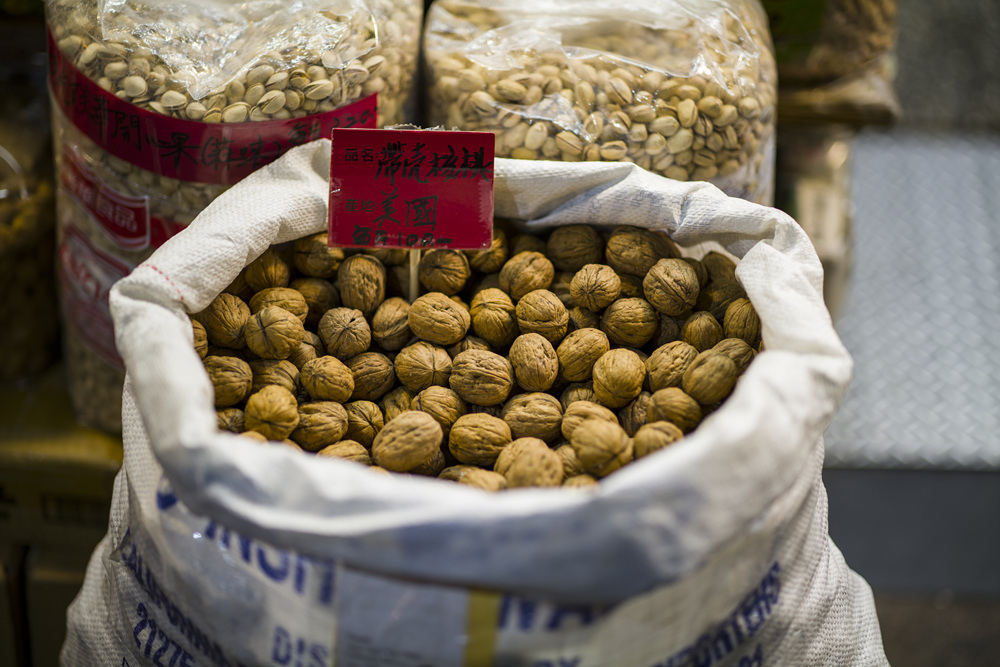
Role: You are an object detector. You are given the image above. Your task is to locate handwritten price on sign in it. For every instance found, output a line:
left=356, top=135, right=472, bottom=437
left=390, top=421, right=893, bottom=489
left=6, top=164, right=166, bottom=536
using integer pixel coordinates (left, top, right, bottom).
left=328, top=128, right=495, bottom=250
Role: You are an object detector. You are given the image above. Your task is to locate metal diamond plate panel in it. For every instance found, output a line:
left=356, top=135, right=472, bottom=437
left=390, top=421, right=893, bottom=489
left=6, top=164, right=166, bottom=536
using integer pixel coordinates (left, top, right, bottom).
left=825, top=129, right=1000, bottom=469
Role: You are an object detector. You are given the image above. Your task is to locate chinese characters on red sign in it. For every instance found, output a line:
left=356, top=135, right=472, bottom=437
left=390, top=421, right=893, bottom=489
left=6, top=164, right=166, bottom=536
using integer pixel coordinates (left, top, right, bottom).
left=328, top=128, right=495, bottom=250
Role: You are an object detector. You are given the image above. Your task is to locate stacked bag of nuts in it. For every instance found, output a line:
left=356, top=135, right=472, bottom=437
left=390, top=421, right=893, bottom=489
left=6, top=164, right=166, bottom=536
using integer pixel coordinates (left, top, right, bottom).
left=424, top=0, right=777, bottom=205
left=192, top=221, right=761, bottom=490
left=45, top=0, right=423, bottom=431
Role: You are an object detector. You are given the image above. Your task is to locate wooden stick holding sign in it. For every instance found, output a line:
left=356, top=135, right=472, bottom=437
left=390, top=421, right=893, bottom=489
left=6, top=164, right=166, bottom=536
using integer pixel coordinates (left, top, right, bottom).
left=327, top=128, right=495, bottom=307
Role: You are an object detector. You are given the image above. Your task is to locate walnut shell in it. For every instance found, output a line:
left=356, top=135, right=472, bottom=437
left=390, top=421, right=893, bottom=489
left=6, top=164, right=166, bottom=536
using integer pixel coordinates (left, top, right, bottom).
left=701, top=251, right=738, bottom=284
left=337, top=254, right=386, bottom=318
left=470, top=288, right=518, bottom=348
left=380, top=386, right=414, bottom=423
left=556, top=328, right=609, bottom=382
left=568, top=306, right=601, bottom=332
left=372, top=411, right=443, bottom=472
left=318, top=307, right=371, bottom=360
left=723, top=298, right=761, bottom=347
left=592, top=348, right=645, bottom=408
left=683, top=257, right=709, bottom=288
left=570, top=418, right=632, bottom=477
left=600, top=298, right=658, bottom=348
left=411, top=386, right=468, bottom=439
left=681, top=311, right=725, bottom=352
left=465, top=229, right=508, bottom=274
left=240, top=430, right=268, bottom=443
left=365, top=247, right=408, bottom=266
left=291, top=401, right=349, bottom=451
left=249, top=287, right=309, bottom=324
left=245, top=306, right=307, bottom=359
left=653, top=314, right=683, bottom=348
left=244, top=385, right=300, bottom=440
left=634, top=421, right=684, bottom=458
left=502, top=439, right=563, bottom=488
left=419, top=249, right=471, bottom=295
left=550, top=272, right=576, bottom=309
left=647, top=341, right=699, bottom=392
left=197, top=293, right=250, bottom=349
left=560, top=382, right=596, bottom=410
left=449, top=350, right=515, bottom=406
left=447, top=336, right=492, bottom=359
left=409, top=292, right=471, bottom=346
left=556, top=443, right=587, bottom=478
left=346, top=352, right=396, bottom=401
left=494, top=437, right=548, bottom=476
left=343, top=400, right=384, bottom=448
left=249, top=359, right=299, bottom=395
left=696, top=279, right=747, bottom=321
left=605, top=226, right=670, bottom=277
left=510, top=234, right=547, bottom=256
left=223, top=269, right=253, bottom=302
left=616, top=272, right=645, bottom=299
left=515, top=289, right=568, bottom=345
left=293, top=232, right=345, bottom=278
left=192, top=319, right=208, bottom=358
left=499, top=251, right=554, bottom=300
left=448, top=413, right=512, bottom=467
left=647, top=387, right=703, bottom=433
left=620, top=391, right=651, bottom=437
left=245, top=248, right=291, bottom=291
left=371, top=297, right=412, bottom=351
left=643, top=258, right=700, bottom=317
left=290, top=277, right=340, bottom=327
left=300, top=356, right=354, bottom=402
left=412, top=449, right=450, bottom=477
left=204, top=355, right=253, bottom=408
left=216, top=408, right=245, bottom=433
left=560, top=400, right=619, bottom=441
left=546, top=225, right=604, bottom=272
left=394, top=341, right=452, bottom=392
left=570, top=264, right=621, bottom=312
left=438, top=465, right=507, bottom=491
left=563, top=474, right=599, bottom=488
left=682, top=351, right=738, bottom=405
left=509, top=333, right=559, bottom=392
left=712, top=338, right=756, bottom=373
left=317, top=440, right=372, bottom=464
left=501, top=392, right=563, bottom=442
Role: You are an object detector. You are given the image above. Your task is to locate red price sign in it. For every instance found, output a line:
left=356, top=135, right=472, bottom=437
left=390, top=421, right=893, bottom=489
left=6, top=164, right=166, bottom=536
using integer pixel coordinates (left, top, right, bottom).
left=328, top=128, right=494, bottom=250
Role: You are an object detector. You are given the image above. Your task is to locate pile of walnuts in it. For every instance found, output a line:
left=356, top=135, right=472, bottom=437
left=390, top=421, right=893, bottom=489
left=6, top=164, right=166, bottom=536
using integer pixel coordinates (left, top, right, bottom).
left=192, top=223, right=762, bottom=491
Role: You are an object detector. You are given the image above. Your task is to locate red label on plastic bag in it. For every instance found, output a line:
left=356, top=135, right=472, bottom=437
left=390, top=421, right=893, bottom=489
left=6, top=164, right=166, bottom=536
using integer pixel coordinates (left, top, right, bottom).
left=328, top=128, right=494, bottom=249
left=58, top=224, right=131, bottom=368
left=47, top=30, right=377, bottom=186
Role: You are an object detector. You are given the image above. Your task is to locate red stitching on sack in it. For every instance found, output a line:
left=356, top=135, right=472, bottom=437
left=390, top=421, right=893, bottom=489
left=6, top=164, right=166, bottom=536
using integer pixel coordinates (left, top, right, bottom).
left=146, top=264, right=185, bottom=303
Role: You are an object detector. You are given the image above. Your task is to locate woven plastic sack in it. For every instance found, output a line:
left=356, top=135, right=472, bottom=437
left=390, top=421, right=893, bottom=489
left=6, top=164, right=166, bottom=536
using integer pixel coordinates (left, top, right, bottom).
left=62, top=142, right=886, bottom=666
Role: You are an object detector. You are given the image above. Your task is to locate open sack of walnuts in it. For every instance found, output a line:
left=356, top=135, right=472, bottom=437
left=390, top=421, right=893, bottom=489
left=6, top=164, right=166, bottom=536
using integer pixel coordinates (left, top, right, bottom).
left=63, top=144, right=887, bottom=666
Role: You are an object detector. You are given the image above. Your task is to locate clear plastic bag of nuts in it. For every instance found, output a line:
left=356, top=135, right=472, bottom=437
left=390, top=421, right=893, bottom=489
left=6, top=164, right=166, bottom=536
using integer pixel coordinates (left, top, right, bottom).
left=423, top=0, right=777, bottom=205
left=45, top=0, right=423, bottom=432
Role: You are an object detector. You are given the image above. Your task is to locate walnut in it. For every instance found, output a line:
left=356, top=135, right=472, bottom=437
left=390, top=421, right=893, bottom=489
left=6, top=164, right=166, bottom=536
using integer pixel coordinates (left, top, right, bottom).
left=499, top=251, right=554, bottom=300
left=318, top=307, right=371, bottom=360
left=245, top=306, right=306, bottom=359
left=204, top=355, right=253, bottom=408
left=244, top=385, right=300, bottom=440
left=192, top=319, right=208, bottom=358
left=409, top=449, right=450, bottom=477
left=712, top=338, right=756, bottom=373
left=560, top=400, right=618, bottom=440
left=393, top=341, right=452, bottom=392
left=494, top=437, right=546, bottom=476
left=371, top=297, right=411, bottom=351
left=616, top=272, right=645, bottom=299
left=515, top=289, right=568, bottom=344
left=249, top=287, right=309, bottom=324
left=634, top=421, right=684, bottom=459
left=568, top=306, right=601, bottom=332
left=723, top=298, right=761, bottom=347
left=380, top=386, right=414, bottom=423
left=681, top=311, right=724, bottom=352
left=465, top=229, right=508, bottom=273
left=293, top=232, right=345, bottom=278
left=701, top=251, right=737, bottom=284
left=550, top=272, right=576, bottom=309
left=449, top=350, right=514, bottom=406
left=563, top=475, right=598, bottom=488
left=299, top=356, right=354, bottom=402
left=682, top=351, right=738, bottom=405
left=346, top=352, right=396, bottom=401
left=337, top=254, right=386, bottom=318
left=556, top=328, right=608, bottom=382
left=344, top=400, right=384, bottom=448
left=510, top=234, right=547, bottom=256
left=438, top=465, right=507, bottom=491
left=408, top=292, right=471, bottom=346
left=245, top=248, right=291, bottom=291
left=647, top=341, right=699, bottom=391
left=600, top=298, right=658, bottom=348
left=287, top=335, right=321, bottom=370
left=499, top=438, right=563, bottom=488
left=317, top=440, right=372, bottom=465
left=197, top=293, right=250, bottom=349
left=216, top=408, right=244, bottom=433
left=223, top=269, right=254, bottom=302
left=653, top=314, right=683, bottom=348
left=291, top=401, right=349, bottom=451
left=501, top=392, right=563, bottom=442
left=570, top=264, right=620, bottom=312
left=419, top=249, right=471, bottom=295
left=619, top=391, right=651, bottom=437
left=696, top=279, right=747, bottom=321
left=447, top=336, right=491, bottom=359
left=509, top=333, right=558, bottom=392
left=371, top=411, right=443, bottom=472
left=647, top=387, right=703, bottom=433
left=470, top=288, right=518, bottom=348
left=546, top=225, right=604, bottom=272
left=570, top=419, right=632, bottom=477
left=605, top=226, right=671, bottom=277
left=240, top=430, right=268, bottom=443
left=365, top=247, right=408, bottom=266
left=290, top=278, right=340, bottom=327
left=556, top=443, right=586, bottom=478
left=471, top=272, right=502, bottom=297
left=411, top=386, right=468, bottom=438
left=644, top=258, right=700, bottom=317
left=468, top=403, right=503, bottom=418
left=560, top=382, right=595, bottom=409
left=592, top=348, right=645, bottom=408
left=249, top=359, right=299, bottom=394
left=683, top=257, right=709, bottom=288
left=448, top=413, right=512, bottom=467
